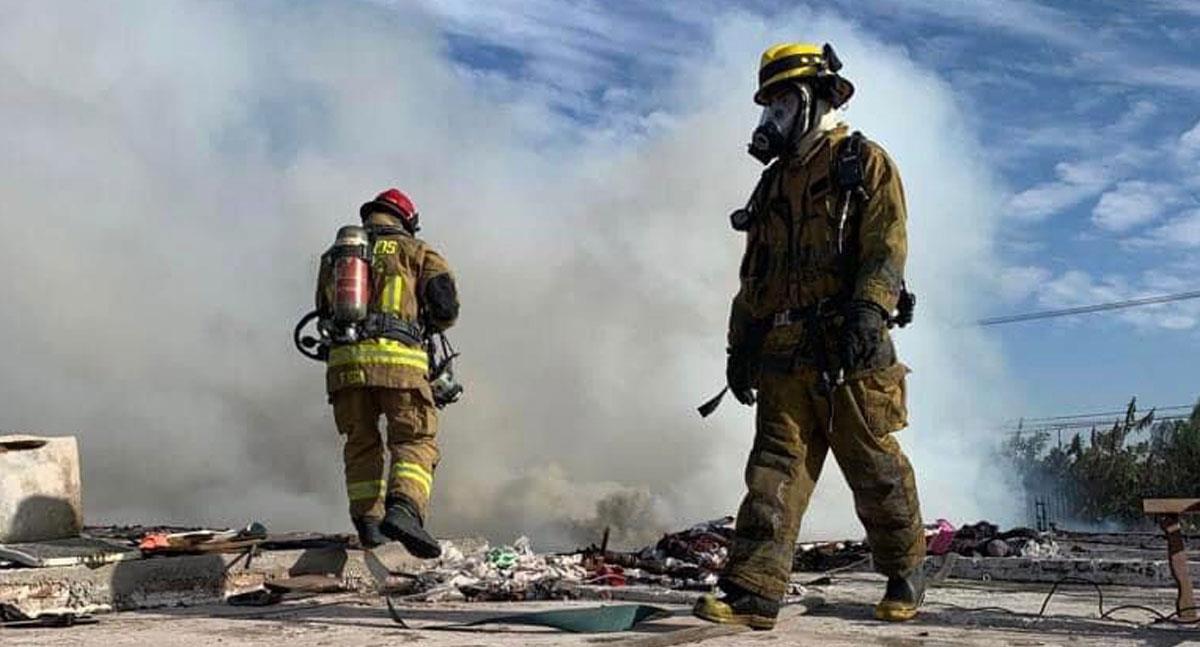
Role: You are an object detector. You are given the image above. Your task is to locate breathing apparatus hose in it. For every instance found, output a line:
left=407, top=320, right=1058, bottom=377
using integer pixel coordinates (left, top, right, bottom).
left=293, top=310, right=327, bottom=362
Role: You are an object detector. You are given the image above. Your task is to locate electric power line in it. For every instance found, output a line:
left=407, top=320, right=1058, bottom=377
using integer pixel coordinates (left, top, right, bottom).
left=977, top=289, right=1200, bottom=326
left=995, top=404, right=1198, bottom=436
left=1004, top=414, right=1194, bottom=435
left=1015, top=405, right=1195, bottom=424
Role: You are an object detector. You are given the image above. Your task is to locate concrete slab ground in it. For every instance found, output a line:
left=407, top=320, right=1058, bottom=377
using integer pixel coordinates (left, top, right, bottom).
left=6, top=573, right=1200, bottom=646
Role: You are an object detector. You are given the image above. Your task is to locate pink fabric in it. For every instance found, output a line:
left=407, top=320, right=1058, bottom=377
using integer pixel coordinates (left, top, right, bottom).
left=925, top=518, right=957, bottom=555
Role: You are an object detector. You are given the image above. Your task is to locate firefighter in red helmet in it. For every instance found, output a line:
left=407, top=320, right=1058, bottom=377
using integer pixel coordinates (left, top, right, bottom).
left=314, top=188, right=459, bottom=555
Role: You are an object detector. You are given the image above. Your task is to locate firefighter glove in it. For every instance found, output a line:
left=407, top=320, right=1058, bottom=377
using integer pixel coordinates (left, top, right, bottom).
left=841, top=300, right=887, bottom=373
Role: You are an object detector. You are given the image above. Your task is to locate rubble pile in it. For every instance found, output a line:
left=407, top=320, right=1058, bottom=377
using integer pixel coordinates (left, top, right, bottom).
left=389, top=517, right=737, bottom=602
left=384, top=517, right=1063, bottom=602
left=793, top=539, right=871, bottom=572
left=790, top=519, right=1059, bottom=573
left=580, top=516, right=733, bottom=589
left=942, top=521, right=1059, bottom=559
left=391, top=537, right=589, bottom=602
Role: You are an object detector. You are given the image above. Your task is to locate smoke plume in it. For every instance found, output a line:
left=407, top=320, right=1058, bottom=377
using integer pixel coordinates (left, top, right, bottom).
left=0, top=2, right=1016, bottom=548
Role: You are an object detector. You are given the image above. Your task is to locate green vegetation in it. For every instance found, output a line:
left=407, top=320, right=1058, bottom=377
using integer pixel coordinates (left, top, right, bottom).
left=1003, top=398, right=1200, bottom=528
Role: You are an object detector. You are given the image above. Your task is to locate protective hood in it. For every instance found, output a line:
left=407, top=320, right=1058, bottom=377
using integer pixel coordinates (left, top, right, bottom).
left=794, top=101, right=846, bottom=162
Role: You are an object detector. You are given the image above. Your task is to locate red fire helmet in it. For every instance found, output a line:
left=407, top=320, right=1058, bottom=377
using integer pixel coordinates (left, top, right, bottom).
left=360, top=188, right=419, bottom=231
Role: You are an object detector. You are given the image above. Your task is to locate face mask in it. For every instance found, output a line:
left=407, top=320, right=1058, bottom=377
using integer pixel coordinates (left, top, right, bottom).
left=748, top=84, right=812, bottom=164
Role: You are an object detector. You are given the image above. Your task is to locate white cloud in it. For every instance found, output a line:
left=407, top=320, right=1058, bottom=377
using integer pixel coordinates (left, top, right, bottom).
left=1005, top=121, right=1161, bottom=222
left=853, top=0, right=1200, bottom=93
left=849, top=0, right=1087, bottom=50
left=1056, top=160, right=1113, bottom=186
left=1133, top=209, right=1200, bottom=248
left=1151, top=0, right=1200, bottom=16
left=998, top=265, right=1053, bottom=301
left=1181, top=120, right=1200, bottom=160
left=410, top=0, right=703, bottom=119
left=1109, top=100, right=1161, bottom=137
left=1092, top=180, right=1183, bottom=232
left=1038, top=270, right=1127, bottom=309
left=1032, top=269, right=1200, bottom=331
left=1007, top=160, right=1112, bottom=220
left=1008, top=181, right=1098, bottom=221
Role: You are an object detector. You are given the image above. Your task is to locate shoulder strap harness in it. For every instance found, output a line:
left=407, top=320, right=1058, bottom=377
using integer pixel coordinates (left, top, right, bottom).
left=832, top=131, right=915, bottom=328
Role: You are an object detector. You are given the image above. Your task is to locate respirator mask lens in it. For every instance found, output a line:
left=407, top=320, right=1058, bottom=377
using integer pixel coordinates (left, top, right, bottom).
left=748, top=87, right=806, bottom=164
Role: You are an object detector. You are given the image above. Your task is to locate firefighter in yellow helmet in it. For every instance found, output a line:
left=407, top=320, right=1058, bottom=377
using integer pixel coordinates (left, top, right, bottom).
left=693, top=43, right=925, bottom=628
left=314, top=188, right=459, bottom=556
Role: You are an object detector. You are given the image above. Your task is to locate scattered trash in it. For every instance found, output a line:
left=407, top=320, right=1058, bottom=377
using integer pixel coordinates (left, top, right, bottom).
left=574, top=517, right=733, bottom=589
left=390, top=537, right=588, bottom=602
left=652, top=517, right=734, bottom=573
left=984, top=538, right=1010, bottom=557
left=138, top=522, right=268, bottom=555
left=485, top=545, right=519, bottom=570
left=0, top=536, right=140, bottom=568
left=588, top=564, right=627, bottom=587
left=948, top=521, right=1057, bottom=558
left=226, top=588, right=284, bottom=607
left=793, top=540, right=871, bottom=572
left=1020, top=538, right=1060, bottom=558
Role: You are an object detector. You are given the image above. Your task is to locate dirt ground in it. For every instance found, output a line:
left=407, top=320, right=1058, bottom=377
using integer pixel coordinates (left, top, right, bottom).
left=5, top=573, right=1200, bottom=646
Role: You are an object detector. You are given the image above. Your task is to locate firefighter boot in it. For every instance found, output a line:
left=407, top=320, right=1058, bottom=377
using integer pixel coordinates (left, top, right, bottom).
left=875, top=568, right=925, bottom=622
left=380, top=496, right=442, bottom=559
left=352, top=517, right=388, bottom=549
left=692, top=581, right=780, bottom=630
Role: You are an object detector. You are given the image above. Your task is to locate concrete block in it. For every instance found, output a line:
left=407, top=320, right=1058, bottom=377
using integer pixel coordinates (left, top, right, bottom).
left=0, top=536, right=485, bottom=618
left=0, top=435, right=83, bottom=542
left=0, top=546, right=401, bottom=618
left=928, top=553, right=1190, bottom=587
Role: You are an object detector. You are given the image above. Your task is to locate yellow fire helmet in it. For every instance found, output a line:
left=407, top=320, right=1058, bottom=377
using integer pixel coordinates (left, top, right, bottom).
left=755, top=42, right=854, bottom=107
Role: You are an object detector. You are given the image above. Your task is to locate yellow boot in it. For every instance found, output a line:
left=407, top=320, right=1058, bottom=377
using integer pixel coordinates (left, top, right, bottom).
left=874, top=570, right=925, bottom=622
left=692, top=584, right=780, bottom=630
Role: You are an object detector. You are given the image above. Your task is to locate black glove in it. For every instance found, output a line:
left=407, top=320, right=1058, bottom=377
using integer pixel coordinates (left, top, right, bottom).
left=840, top=300, right=888, bottom=373
left=726, top=347, right=757, bottom=406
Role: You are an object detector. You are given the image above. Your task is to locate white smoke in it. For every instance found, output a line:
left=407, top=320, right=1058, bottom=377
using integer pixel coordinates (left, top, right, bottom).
left=0, top=2, right=1017, bottom=548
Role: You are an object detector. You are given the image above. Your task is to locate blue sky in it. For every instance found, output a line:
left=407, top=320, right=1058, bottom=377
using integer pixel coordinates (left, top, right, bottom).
left=414, top=0, right=1200, bottom=420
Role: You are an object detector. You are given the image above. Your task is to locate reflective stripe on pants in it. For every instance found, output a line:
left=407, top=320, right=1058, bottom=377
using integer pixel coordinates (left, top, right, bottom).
left=392, top=461, right=433, bottom=497
left=346, top=479, right=386, bottom=502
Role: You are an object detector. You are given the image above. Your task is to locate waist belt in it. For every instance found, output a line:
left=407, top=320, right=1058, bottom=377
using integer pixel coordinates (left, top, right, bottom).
left=761, top=299, right=843, bottom=376
left=364, top=313, right=424, bottom=346
left=771, top=307, right=812, bottom=328
left=770, top=299, right=843, bottom=328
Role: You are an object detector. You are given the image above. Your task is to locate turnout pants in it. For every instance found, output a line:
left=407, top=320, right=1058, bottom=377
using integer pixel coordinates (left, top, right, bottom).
left=331, top=386, right=439, bottom=521
left=723, top=363, right=925, bottom=600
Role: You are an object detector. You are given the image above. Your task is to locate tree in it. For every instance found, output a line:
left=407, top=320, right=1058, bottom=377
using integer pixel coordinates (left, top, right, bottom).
left=1002, top=396, right=1200, bottom=528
